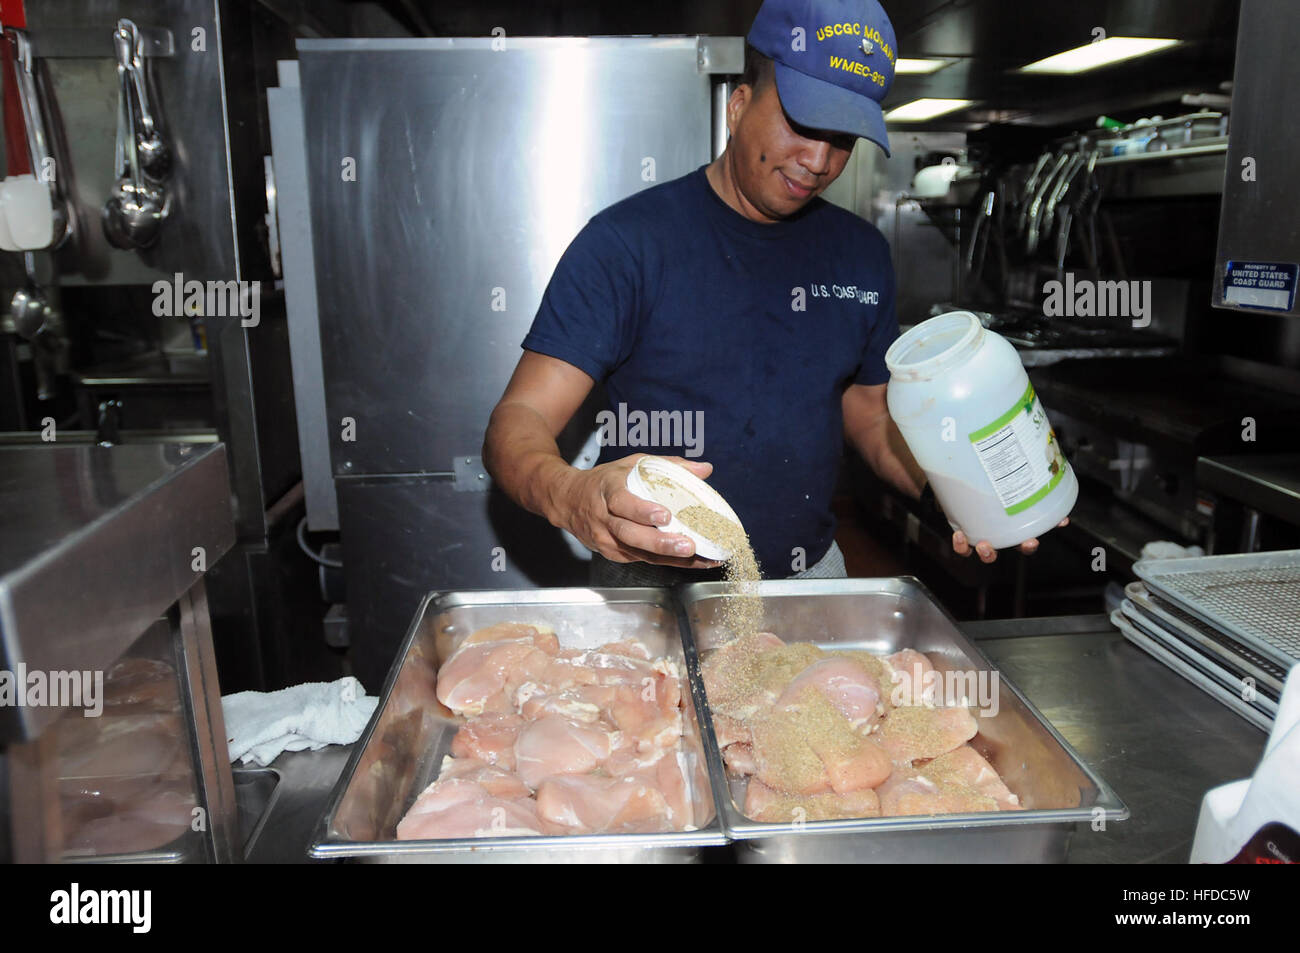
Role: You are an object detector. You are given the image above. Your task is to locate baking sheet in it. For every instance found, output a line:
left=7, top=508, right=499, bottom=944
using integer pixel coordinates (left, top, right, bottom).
left=1124, top=582, right=1286, bottom=696
left=1134, top=550, right=1300, bottom=669
left=1119, top=601, right=1279, bottom=716
left=1111, top=610, right=1273, bottom=732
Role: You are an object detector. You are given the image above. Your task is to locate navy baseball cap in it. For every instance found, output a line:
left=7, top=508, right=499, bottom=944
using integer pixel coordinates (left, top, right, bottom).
left=747, top=0, right=897, bottom=156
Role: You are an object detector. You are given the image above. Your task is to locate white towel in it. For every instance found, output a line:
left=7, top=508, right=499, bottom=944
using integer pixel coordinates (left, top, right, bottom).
left=1191, top=663, right=1300, bottom=863
left=223, top=676, right=378, bottom=766
left=1139, top=540, right=1205, bottom=560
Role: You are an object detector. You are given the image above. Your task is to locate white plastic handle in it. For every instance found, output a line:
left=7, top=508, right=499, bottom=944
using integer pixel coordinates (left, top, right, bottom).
left=2, top=174, right=54, bottom=249
left=0, top=179, right=18, bottom=251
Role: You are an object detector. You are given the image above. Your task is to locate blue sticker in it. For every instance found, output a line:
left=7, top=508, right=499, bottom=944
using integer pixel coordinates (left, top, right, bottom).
left=1223, top=261, right=1298, bottom=312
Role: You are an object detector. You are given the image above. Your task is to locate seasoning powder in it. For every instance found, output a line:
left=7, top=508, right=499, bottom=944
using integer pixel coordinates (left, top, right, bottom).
left=677, top=504, right=763, bottom=641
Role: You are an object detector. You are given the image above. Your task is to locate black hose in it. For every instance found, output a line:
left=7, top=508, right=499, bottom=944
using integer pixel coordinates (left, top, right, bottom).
left=296, top=514, right=343, bottom=569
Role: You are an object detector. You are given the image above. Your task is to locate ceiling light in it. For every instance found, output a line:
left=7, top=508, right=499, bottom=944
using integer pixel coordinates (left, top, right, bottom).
left=895, top=58, right=953, bottom=74
left=1018, top=37, right=1180, bottom=74
left=884, top=98, right=975, bottom=121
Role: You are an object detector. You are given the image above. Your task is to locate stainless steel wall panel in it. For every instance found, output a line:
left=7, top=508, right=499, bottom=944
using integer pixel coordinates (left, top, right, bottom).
left=267, top=61, right=337, bottom=530
left=334, top=477, right=589, bottom=691
left=1214, top=0, right=1300, bottom=317
left=296, top=37, right=716, bottom=475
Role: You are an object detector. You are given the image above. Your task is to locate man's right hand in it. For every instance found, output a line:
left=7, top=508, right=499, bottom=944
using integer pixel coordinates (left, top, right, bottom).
left=555, top=454, right=722, bottom=569
left=484, top=353, right=721, bottom=569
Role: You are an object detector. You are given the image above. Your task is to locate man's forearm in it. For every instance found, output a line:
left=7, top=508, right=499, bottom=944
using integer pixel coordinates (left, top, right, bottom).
left=482, top=402, right=578, bottom=527
left=850, top=417, right=927, bottom=500
left=869, top=439, right=925, bottom=499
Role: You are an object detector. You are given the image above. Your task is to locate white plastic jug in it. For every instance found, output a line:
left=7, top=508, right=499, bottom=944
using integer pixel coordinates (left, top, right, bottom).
left=885, top=310, right=1078, bottom=549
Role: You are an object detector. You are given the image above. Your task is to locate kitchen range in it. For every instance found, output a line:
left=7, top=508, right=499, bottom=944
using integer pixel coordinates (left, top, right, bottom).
left=0, top=0, right=1296, bottom=882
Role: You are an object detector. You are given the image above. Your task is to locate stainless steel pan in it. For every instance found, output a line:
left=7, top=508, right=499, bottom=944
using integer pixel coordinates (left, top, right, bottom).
left=310, top=588, right=725, bottom=863
left=678, top=578, right=1128, bottom=864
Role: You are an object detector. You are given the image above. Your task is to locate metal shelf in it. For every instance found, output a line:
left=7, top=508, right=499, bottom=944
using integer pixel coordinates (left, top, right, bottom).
left=22, top=25, right=174, bottom=58
left=1095, top=140, right=1228, bottom=166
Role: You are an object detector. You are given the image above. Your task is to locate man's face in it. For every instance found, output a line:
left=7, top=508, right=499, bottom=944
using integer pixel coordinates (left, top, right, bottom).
left=726, top=76, right=856, bottom=223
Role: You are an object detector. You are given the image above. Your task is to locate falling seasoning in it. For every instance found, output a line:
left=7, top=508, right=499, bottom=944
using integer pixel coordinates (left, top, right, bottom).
left=677, top=504, right=763, bottom=641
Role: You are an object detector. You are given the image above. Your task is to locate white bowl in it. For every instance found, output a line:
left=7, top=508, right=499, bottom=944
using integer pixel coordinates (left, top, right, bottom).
left=624, top=456, right=744, bottom=562
left=911, top=160, right=971, bottom=199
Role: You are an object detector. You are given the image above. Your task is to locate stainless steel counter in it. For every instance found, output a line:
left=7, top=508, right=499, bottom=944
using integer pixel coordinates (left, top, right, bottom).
left=0, top=442, right=235, bottom=741
left=1197, top=454, right=1300, bottom=528
left=967, top=614, right=1268, bottom=864
left=244, top=746, right=355, bottom=864
left=246, top=613, right=1269, bottom=864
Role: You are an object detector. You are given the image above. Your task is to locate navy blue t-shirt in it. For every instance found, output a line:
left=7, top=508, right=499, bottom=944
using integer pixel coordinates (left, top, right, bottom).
left=522, top=165, right=898, bottom=578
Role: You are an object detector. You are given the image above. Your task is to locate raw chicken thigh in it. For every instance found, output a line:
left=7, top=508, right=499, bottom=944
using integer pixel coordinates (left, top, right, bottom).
left=434, top=623, right=559, bottom=716
left=396, top=757, right=545, bottom=840
left=875, top=745, right=1021, bottom=816
left=450, top=712, right=524, bottom=770
left=398, top=623, right=698, bottom=840
left=701, top=632, right=1021, bottom=823
left=514, top=715, right=619, bottom=789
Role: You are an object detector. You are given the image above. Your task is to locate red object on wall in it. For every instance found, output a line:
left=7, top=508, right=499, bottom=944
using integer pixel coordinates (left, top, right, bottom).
left=1, top=29, right=31, bottom=175
left=0, top=1, right=28, bottom=30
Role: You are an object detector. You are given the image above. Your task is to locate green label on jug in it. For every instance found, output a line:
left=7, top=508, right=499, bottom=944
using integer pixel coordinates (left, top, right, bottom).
left=968, top=383, right=1067, bottom=515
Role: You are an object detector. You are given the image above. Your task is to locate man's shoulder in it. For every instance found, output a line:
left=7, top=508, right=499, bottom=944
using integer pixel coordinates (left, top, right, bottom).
left=588, top=169, right=702, bottom=236
left=805, top=197, right=890, bottom=256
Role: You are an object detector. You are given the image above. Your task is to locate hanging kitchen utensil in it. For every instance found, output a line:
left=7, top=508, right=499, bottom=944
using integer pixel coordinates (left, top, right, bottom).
left=1020, top=152, right=1068, bottom=244
left=986, top=175, right=1011, bottom=300
left=30, top=316, right=65, bottom=401
left=8, top=250, right=48, bottom=338
left=101, top=42, right=134, bottom=250
left=1015, top=151, right=1055, bottom=236
left=102, top=22, right=165, bottom=249
left=1025, top=152, right=1073, bottom=255
left=964, top=188, right=996, bottom=289
left=1076, top=156, right=1104, bottom=271
left=122, top=18, right=170, bottom=182
left=1054, top=148, right=1099, bottom=276
left=0, top=26, right=28, bottom=250
left=1052, top=207, right=1072, bottom=276
left=5, top=247, right=64, bottom=401
left=1043, top=153, right=1084, bottom=227
left=1030, top=148, right=1086, bottom=258
left=1011, top=152, right=1049, bottom=226
left=4, top=28, right=65, bottom=249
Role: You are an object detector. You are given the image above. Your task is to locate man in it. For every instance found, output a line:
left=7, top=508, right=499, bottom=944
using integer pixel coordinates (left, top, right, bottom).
left=484, top=0, right=1056, bottom=585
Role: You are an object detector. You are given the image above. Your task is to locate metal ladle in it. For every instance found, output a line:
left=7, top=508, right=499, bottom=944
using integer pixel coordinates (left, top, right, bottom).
left=101, top=46, right=135, bottom=250
left=10, top=29, right=71, bottom=249
left=8, top=252, right=48, bottom=339
left=124, top=20, right=171, bottom=181
left=102, top=26, right=164, bottom=249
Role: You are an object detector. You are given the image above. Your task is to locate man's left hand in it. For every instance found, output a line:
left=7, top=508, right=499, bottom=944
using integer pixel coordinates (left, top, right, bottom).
left=952, top=518, right=1070, bottom=564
